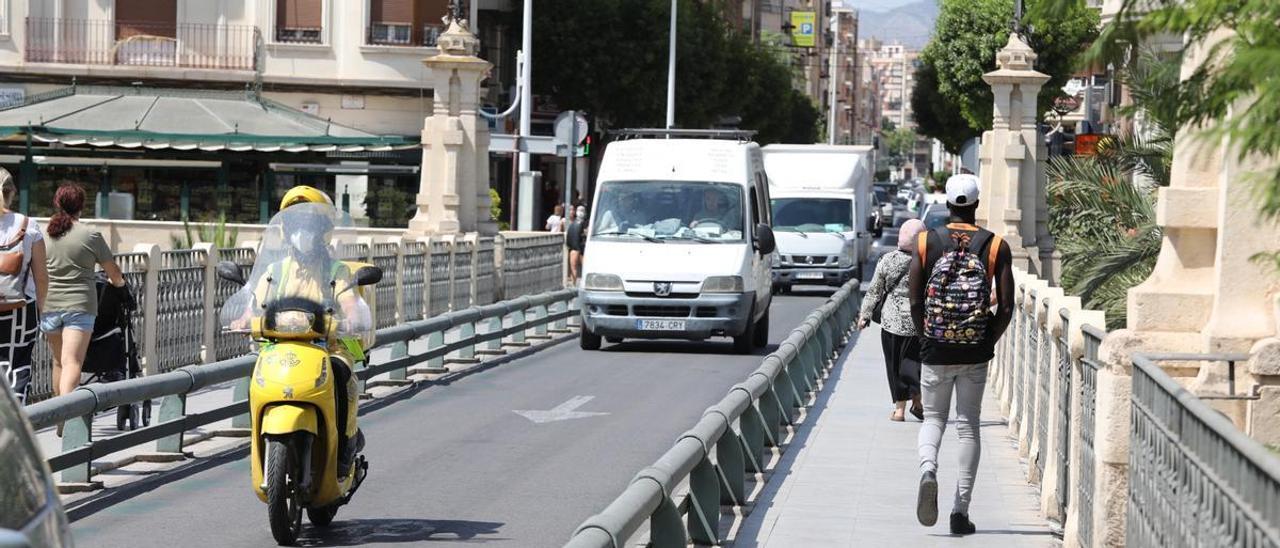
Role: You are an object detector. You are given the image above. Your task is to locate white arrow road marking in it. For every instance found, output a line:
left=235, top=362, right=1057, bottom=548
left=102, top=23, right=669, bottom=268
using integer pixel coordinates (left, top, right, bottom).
left=514, top=395, right=610, bottom=424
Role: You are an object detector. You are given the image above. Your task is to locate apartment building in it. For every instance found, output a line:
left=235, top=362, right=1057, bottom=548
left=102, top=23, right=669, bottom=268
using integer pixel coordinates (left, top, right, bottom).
left=854, top=44, right=881, bottom=144
left=828, top=6, right=859, bottom=144
left=860, top=38, right=918, bottom=129
left=0, top=0, right=522, bottom=226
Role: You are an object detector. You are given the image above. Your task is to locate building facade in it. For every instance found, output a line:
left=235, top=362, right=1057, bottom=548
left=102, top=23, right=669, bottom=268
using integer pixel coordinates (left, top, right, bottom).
left=0, top=0, right=522, bottom=226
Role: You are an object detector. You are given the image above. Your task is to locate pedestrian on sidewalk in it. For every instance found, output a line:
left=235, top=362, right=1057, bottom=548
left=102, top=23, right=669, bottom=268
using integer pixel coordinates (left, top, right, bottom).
left=907, top=173, right=1013, bottom=535
left=0, top=169, right=49, bottom=405
left=42, top=185, right=126, bottom=407
left=565, top=206, right=588, bottom=286
left=858, top=218, right=927, bottom=422
left=546, top=204, right=565, bottom=233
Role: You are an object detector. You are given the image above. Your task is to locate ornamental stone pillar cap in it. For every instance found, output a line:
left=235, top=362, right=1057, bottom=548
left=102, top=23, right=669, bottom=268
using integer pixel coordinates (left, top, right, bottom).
left=436, top=16, right=480, bottom=58
left=983, top=33, right=1050, bottom=85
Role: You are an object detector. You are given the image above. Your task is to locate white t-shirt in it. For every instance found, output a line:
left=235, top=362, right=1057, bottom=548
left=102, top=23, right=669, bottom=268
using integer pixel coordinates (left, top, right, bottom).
left=545, top=214, right=564, bottom=233
left=0, top=212, right=43, bottom=301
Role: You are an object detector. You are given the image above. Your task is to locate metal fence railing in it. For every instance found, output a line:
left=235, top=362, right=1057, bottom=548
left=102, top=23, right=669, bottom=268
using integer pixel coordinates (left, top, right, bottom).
left=1054, top=308, right=1072, bottom=521
left=25, top=18, right=260, bottom=70
left=21, top=233, right=566, bottom=406
left=564, top=280, right=861, bottom=547
left=27, top=289, right=579, bottom=485
left=1077, top=324, right=1104, bottom=548
left=1128, top=353, right=1277, bottom=548
left=1035, top=298, right=1052, bottom=481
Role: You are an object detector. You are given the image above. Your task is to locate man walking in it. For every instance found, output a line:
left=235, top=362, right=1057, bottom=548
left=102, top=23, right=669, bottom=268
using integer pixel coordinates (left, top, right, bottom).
left=907, top=173, right=1013, bottom=535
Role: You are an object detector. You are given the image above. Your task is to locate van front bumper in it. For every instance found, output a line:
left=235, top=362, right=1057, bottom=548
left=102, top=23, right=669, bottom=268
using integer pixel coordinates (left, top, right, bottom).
left=579, top=290, right=755, bottom=340
left=772, top=266, right=859, bottom=286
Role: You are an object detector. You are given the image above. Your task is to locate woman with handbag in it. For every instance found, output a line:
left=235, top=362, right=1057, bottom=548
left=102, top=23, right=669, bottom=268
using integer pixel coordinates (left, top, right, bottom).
left=0, top=169, right=48, bottom=404
left=859, top=219, right=927, bottom=421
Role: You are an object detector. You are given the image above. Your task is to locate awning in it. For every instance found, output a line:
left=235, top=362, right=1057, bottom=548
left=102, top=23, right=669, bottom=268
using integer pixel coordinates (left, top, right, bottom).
left=0, top=85, right=418, bottom=153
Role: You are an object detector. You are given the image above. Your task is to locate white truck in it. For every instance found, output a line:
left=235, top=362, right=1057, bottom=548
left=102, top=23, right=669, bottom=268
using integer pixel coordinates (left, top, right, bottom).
left=762, top=144, right=879, bottom=293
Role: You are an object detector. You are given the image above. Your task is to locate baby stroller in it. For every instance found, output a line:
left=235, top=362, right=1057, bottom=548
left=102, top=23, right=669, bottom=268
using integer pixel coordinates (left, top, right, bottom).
left=81, top=273, right=151, bottom=431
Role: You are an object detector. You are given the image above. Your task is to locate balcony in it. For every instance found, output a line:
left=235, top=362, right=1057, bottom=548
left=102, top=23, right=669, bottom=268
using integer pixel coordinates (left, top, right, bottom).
left=25, top=18, right=258, bottom=71
left=365, top=23, right=444, bottom=48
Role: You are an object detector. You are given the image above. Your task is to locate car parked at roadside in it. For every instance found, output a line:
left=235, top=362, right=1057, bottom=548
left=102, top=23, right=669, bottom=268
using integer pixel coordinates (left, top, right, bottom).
left=0, top=381, right=73, bottom=547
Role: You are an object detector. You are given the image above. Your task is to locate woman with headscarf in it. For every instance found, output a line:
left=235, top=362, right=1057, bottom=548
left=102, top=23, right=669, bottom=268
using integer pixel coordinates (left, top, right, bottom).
left=859, top=219, right=928, bottom=421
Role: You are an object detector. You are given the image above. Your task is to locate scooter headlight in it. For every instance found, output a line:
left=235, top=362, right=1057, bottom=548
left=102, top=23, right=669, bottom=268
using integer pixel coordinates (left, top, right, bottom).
left=271, top=310, right=316, bottom=334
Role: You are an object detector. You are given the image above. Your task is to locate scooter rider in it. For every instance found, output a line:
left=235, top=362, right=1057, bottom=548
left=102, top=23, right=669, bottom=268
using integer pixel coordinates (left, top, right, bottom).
left=258, top=186, right=365, bottom=478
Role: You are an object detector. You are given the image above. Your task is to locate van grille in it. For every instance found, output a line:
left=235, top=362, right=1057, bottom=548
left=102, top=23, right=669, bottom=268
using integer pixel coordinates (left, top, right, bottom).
left=695, top=307, right=719, bottom=318
left=634, top=306, right=691, bottom=318
left=604, top=305, right=628, bottom=316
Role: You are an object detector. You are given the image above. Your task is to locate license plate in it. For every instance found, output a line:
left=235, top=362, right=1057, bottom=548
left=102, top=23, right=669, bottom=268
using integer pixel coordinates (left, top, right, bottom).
left=636, top=319, right=686, bottom=331
left=796, top=271, right=824, bottom=280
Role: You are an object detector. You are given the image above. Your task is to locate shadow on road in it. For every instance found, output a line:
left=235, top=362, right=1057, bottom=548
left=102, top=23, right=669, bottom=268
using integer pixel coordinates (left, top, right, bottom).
left=298, top=518, right=506, bottom=546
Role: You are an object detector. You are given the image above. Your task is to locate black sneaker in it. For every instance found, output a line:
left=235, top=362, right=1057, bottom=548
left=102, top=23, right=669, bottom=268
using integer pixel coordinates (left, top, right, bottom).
left=917, top=471, right=938, bottom=526
left=950, top=512, right=976, bottom=535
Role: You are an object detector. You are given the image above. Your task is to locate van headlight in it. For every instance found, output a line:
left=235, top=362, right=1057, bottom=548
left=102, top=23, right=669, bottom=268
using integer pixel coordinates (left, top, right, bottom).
left=584, top=273, right=624, bottom=291
left=272, top=310, right=316, bottom=334
left=771, top=254, right=781, bottom=267
left=702, top=275, right=744, bottom=293
left=838, top=253, right=855, bottom=269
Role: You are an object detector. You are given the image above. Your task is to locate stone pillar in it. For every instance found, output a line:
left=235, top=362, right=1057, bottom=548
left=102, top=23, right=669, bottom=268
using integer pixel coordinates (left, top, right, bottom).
left=407, top=17, right=495, bottom=237
left=977, top=34, right=1051, bottom=277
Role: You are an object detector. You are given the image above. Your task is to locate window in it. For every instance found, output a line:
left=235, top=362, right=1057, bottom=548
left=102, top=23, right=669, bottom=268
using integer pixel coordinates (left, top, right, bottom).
left=592, top=181, right=745, bottom=242
left=276, top=0, right=324, bottom=44
left=366, top=0, right=450, bottom=47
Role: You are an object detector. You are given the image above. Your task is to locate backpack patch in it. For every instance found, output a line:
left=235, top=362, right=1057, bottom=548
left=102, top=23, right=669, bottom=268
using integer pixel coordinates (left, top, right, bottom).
left=923, top=229, right=991, bottom=345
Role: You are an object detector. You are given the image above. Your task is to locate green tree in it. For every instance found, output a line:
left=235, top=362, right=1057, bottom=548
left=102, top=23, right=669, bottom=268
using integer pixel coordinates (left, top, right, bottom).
left=914, top=0, right=1098, bottom=145
left=885, top=127, right=917, bottom=167
left=1070, top=0, right=1280, bottom=265
left=1047, top=50, right=1178, bottom=327
left=912, top=59, right=978, bottom=153
left=532, top=0, right=819, bottom=144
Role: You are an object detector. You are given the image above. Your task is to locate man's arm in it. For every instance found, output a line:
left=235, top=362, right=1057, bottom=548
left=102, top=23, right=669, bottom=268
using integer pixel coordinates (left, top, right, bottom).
left=908, top=243, right=926, bottom=334
left=990, top=240, right=1015, bottom=341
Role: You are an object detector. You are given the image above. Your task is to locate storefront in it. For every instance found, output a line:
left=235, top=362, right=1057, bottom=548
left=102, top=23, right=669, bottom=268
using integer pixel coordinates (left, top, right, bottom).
left=0, top=86, right=418, bottom=224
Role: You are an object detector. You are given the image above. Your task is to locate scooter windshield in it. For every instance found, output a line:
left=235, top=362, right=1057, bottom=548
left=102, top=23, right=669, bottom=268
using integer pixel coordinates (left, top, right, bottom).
left=219, top=202, right=373, bottom=339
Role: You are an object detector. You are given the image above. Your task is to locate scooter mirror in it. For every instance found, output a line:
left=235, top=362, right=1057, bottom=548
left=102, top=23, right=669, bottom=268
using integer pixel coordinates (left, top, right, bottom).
left=216, top=261, right=246, bottom=286
left=354, top=265, right=383, bottom=287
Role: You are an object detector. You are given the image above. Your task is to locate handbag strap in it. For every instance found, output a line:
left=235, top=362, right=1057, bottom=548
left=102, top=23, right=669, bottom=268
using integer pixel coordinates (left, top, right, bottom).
left=0, top=214, right=26, bottom=251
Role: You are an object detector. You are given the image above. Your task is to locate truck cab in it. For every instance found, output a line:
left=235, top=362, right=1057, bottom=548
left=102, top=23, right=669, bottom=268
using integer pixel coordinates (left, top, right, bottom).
left=762, top=145, right=878, bottom=292
left=578, top=129, right=777, bottom=354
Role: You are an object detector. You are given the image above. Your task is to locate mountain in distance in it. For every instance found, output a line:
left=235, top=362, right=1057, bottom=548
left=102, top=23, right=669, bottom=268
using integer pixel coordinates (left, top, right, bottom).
left=857, top=0, right=939, bottom=50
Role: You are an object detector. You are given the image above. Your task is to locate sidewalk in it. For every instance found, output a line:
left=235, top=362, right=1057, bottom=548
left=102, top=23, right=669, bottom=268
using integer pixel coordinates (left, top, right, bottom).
left=734, top=325, right=1058, bottom=547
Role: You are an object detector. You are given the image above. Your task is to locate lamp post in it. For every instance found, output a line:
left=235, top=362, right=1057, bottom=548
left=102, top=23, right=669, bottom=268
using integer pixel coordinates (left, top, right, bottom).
left=665, top=0, right=677, bottom=129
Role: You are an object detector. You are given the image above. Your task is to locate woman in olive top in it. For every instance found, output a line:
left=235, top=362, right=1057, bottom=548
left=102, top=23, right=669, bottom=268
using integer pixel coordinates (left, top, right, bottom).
left=42, top=185, right=125, bottom=401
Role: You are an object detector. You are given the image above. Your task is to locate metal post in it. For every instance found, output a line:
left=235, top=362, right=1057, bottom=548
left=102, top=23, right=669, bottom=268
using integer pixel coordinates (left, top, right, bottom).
left=564, top=110, right=575, bottom=212
left=516, top=0, right=535, bottom=230
left=180, top=180, right=191, bottom=221
left=827, top=12, right=839, bottom=145
left=665, top=0, right=677, bottom=129
left=260, top=170, right=275, bottom=224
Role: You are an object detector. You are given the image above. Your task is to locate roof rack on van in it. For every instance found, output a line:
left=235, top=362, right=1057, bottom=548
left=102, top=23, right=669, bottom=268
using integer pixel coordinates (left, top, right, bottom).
left=608, top=128, right=758, bottom=142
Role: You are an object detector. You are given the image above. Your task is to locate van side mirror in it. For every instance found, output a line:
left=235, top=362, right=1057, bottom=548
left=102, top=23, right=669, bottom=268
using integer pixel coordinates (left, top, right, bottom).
left=754, top=223, right=776, bottom=255
left=216, top=261, right=246, bottom=286
left=354, top=265, right=383, bottom=287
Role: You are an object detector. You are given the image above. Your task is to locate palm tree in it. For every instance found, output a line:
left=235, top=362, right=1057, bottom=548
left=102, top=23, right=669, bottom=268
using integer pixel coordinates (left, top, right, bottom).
left=1047, top=49, right=1179, bottom=328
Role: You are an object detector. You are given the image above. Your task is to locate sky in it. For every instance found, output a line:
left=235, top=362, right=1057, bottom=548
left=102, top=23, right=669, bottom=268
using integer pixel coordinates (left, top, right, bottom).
left=835, top=0, right=923, bottom=13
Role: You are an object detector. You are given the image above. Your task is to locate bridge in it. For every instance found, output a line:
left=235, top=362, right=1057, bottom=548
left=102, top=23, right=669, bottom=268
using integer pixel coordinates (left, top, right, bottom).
left=18, top=254, right=1280, bottom=547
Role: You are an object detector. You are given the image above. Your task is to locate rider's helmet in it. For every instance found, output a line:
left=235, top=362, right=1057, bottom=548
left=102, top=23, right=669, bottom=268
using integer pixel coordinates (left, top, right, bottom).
left=279, top=185, right=333, bottom=210
left=281, top=203, right=336, bottom=263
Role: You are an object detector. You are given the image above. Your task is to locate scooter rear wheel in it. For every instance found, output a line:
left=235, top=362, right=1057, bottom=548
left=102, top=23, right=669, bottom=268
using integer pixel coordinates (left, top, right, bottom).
left=266, top=439, right=303, bottom=545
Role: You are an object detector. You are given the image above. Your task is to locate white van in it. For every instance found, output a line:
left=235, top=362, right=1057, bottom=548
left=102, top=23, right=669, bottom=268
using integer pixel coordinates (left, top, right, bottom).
left=578, top=129, right=777, bottom=354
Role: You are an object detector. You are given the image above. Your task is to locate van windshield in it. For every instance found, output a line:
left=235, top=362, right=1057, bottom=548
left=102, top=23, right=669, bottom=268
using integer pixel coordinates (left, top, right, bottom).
left=771, top=198, right=853, bottom=233
left=592, top=181, right=745, bottom=242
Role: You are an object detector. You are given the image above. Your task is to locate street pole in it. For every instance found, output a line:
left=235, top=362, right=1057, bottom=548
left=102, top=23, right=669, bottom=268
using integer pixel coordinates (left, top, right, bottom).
left=827, top=12, right=839, bottom=145
left=517, top=0, right=535, bottom=230
left=565, top=110, right=576, bottom=216
left=665, top=0, right=677, bottom=129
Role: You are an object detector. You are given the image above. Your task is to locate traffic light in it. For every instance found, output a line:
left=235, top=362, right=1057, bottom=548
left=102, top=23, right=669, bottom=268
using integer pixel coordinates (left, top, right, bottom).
left=582, top=135, right=592, bottom=157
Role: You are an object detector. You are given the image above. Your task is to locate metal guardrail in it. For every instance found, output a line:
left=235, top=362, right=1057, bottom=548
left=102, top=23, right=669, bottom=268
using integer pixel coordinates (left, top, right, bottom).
left=1035, top=298, right=1051, bottom=481
left=1077, top=323, right=1106, bottom=548
left=1128, top=352, right=1279, bottom=547
left=26, top=289, right=579, bottom=485
left=563, top=280, right=860, bottom=548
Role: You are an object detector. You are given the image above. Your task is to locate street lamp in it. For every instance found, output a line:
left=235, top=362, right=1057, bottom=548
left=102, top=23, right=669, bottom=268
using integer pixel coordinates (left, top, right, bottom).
left=666, top=0, right=677, bottom=129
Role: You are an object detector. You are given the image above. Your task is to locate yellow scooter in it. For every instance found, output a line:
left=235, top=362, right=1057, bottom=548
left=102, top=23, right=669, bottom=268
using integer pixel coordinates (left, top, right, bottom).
left=218, top=257, right=380, bottom=546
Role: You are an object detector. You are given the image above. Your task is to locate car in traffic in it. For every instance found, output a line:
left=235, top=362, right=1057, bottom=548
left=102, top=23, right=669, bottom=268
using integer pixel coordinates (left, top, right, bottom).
left=578, top=130, right=776, bottom=354
left=872, top=187, right=895, bottom=226
left=0, top=380, right=73, bottom=547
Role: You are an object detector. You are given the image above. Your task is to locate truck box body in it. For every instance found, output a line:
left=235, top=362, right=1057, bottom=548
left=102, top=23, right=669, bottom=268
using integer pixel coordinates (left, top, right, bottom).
left=762, top=145, right=876, bottom=290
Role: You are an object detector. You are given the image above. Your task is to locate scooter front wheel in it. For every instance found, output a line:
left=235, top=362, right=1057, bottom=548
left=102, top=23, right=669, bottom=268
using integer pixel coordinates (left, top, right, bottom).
left=266, top=438, right=303, bottom=545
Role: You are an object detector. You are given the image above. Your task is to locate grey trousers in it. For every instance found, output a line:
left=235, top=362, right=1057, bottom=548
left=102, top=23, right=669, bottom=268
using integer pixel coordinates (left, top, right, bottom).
left=917, top=362, right=988, bottom=515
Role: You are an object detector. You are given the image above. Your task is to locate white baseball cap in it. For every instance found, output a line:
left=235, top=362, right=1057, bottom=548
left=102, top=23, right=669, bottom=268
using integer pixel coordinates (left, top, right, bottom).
left=945, top=174, right=981, bottom=206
